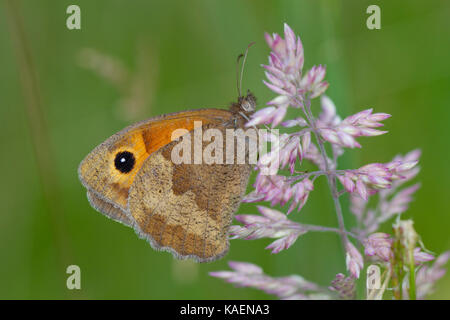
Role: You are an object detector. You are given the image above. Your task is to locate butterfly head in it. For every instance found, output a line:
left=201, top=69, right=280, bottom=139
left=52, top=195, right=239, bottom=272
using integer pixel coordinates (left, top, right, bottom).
left=230, top=90, right=256, bottom=119
left=239, top=91, right=257, bottom=113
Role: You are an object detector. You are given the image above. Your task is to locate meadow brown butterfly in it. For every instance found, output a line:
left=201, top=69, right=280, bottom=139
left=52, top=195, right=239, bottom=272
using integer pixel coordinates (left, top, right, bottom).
left=78, top=89, right=257, bottom=262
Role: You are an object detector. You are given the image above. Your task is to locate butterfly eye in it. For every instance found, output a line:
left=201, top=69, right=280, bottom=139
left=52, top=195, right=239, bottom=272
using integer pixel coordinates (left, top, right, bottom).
left=241, top=100, right=252, bottom=111
left=240, top=94, right=256, bottom=112
left=114, top=151, right=136, bottom=173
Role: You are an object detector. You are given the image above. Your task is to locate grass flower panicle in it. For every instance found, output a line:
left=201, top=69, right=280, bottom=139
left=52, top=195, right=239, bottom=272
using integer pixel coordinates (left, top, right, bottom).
left=211, top=23, right=449, bottom=300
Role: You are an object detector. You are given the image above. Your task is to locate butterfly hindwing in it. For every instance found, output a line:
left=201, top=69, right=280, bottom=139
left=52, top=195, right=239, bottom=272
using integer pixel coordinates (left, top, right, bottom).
left=86, top=191, right=133, bottom=227
left=127, top=123, right=252, bottom=262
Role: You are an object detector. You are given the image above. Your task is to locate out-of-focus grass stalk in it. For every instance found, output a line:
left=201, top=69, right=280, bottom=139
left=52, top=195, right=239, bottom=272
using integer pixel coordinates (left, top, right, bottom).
left=408, top=247, right=416, bottom=299
left=392, top=235, right=404, bottom=300
left=4, top=0, right=73, bottom=282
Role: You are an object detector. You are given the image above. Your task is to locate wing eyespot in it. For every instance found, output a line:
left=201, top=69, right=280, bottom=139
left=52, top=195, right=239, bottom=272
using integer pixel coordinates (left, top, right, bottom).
left=114, top=151, right=136, bottom=173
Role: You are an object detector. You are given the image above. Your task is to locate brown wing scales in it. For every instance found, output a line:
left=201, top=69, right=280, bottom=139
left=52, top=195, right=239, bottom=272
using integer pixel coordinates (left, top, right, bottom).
left=128, top=123, right=252, bottom=262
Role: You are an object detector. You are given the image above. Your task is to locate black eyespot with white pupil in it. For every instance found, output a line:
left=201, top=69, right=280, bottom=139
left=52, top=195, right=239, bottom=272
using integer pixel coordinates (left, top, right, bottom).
left=114, top=151, right=135, bottom=173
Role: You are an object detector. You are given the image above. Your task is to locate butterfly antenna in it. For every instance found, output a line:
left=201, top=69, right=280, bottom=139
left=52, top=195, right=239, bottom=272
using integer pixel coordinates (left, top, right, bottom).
left=236, top=53, right=244, bottom=97
left=236, top=42, right=255, bottom=98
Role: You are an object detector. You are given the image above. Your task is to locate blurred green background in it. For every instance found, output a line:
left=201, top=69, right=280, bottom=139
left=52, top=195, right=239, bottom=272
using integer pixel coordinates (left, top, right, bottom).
left=1, top=0, right=449, bottom=299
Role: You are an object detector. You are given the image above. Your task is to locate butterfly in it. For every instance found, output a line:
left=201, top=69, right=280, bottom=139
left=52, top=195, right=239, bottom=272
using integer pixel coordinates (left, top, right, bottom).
left=78, top=90, right=257, bottom=262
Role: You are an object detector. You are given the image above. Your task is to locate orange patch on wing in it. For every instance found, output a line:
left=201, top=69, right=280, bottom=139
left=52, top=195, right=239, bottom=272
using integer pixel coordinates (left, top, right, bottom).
left=105, top=110, right=234, bottom=208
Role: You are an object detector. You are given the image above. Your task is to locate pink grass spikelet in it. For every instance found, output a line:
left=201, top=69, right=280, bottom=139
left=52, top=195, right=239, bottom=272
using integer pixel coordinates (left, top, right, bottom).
left=299, top=65, right=329, bottom=98
left=329, top=273, right=356, bottom=300
left=230, top=206, right=308, bottom=253
left=364, top=233, right=393, bottom=262
left=317, top=106, right=391, bottom=148
left=414, top=251, right=450, bottom=299
left=345, top=242, right=364, bottom=278
left=413, top=247, right=435, bottom=264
